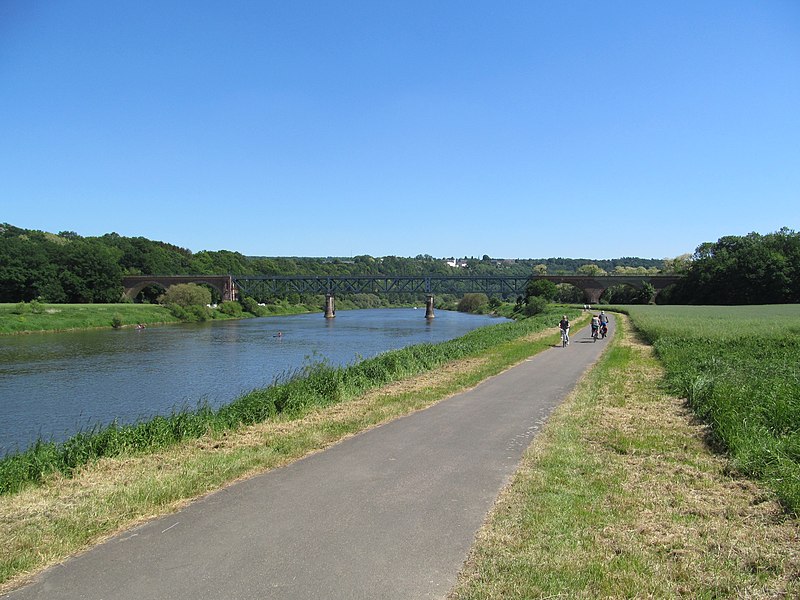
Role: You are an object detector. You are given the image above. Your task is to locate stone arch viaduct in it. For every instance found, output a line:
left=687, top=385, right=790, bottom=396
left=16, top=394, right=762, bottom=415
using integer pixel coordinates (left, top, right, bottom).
left=122, top=275, right=238, bottom=302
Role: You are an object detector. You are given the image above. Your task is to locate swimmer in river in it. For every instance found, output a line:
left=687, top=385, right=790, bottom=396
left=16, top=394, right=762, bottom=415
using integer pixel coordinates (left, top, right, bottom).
left=274, top=331, right=283, bottom=338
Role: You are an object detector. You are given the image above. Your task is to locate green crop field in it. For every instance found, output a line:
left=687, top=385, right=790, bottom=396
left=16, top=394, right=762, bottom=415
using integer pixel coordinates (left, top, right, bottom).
left=622, top=304, right=800, bottom=514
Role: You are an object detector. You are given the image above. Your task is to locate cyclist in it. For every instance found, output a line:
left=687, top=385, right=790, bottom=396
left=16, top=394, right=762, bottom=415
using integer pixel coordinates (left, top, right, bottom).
left=591, top=314, right=600, bottom=340
left=559, top=315, right=570, bottom=346
left=599, top=311, right=609, bottom=338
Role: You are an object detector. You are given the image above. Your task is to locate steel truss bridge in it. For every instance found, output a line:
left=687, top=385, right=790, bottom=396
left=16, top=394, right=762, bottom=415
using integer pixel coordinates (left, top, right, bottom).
left=231, top=274, right=681, bottom=304
left=232, top=275, right=534, bottom=298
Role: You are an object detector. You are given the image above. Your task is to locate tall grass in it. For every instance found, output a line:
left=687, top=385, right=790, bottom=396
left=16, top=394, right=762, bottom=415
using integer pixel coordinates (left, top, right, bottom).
left=0, top=306, right=576, bottom=495
left=622, top=305, right=800, bottom=514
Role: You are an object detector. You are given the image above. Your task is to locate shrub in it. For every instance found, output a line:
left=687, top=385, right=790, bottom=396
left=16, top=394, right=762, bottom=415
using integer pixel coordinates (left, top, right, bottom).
left=11, top=301, right=28, bottom=315
left=218, top=301, right=243, bottom=317
left=523, top=296, right=547, bottom=316
left=458, top=293, right=489, bottom=313
left=526, top=279, right=557, bottom=301
left=188, top=304, right=211, bottom=322
left=240, top=296, right=262, bottom=315
left=111, top=315, right=123, bottom=329
left=167, top=303, right=210, bottom=322
left=159, top=283, right=212, bottom=308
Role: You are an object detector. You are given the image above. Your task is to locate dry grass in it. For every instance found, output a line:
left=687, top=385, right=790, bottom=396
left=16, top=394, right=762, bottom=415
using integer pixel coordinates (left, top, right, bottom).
left=594, top=326, right=798, bottom=597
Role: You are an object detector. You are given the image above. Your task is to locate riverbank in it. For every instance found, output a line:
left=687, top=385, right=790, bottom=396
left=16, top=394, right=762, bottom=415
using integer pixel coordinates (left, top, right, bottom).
left=0, top=303, right=180, bottom=334
left=0, top=300, right=441, bottom=335
left=0, top=302, right=330, bottom=334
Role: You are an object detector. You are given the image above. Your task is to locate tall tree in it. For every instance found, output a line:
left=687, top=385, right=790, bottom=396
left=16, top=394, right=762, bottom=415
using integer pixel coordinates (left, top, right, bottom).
left=674, top=229, right=798, bottom=304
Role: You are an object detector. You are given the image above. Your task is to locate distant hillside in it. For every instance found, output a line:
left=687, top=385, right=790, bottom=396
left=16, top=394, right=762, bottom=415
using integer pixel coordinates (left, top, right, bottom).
left=0, top=223, right=666, bottom=303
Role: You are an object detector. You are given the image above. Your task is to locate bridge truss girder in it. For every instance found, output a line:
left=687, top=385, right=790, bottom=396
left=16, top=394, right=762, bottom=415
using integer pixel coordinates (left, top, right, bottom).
left=232, top=275, right=532, bottom=300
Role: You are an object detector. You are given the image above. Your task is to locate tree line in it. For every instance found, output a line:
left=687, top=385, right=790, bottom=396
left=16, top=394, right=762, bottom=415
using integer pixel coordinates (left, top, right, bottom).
left=0, top=223, right=664, bottom=304
left=1, top=223, right=796, bottom=305
left=667, top=228, right=800, bottom=304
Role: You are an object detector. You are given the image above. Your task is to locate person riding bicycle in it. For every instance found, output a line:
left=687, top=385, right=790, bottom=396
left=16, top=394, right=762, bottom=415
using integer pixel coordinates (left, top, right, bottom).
left=599, top=311, right=609, bottom=337
left=559, top=315, right=570, bottom=345
left=591, top=314, right=600, bottom=338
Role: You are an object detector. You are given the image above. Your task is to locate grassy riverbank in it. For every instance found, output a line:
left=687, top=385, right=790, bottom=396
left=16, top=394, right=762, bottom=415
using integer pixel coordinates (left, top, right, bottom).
left=0, top=300, right=429, bottom=334
left=450, top=313, right=799, bottom=598
left=0, top=303, right=179, bottom=333
left=0, top=306, right=586, bottom=590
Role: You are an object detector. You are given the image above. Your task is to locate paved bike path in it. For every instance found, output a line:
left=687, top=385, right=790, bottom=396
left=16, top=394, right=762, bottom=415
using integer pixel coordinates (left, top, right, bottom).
left=6, top=317, right=613, bottom=600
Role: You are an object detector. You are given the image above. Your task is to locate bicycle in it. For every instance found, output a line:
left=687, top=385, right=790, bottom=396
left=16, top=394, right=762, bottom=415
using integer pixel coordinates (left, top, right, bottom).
left=561, top=328, right=569, bottom=347
left=591, top=326, right=599, bottom=342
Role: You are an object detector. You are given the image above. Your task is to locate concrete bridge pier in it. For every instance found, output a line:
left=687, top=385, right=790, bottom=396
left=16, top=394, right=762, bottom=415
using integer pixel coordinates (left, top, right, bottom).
left=324, top=293, right=336, bottom=319
left=425, top=295, right=435, bottom=319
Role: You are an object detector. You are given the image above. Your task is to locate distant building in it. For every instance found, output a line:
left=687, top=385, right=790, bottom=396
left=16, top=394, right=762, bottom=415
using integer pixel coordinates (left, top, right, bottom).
left=445, top=258, right=469, bottom=268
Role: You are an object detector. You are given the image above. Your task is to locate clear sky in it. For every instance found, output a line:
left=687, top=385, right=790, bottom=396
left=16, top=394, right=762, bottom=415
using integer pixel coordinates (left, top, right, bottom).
left=2, top=1, right=798, bottom=259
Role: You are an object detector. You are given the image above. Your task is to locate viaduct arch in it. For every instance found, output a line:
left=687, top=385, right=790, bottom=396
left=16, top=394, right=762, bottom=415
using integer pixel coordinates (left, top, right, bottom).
left=535, top=274, right=681, bottom=304
left=122, top=275, right=237, bottom=302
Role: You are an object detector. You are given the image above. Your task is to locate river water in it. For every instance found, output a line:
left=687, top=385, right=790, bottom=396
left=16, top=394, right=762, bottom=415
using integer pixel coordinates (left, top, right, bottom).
left=0, top=309, right=506, bottom=456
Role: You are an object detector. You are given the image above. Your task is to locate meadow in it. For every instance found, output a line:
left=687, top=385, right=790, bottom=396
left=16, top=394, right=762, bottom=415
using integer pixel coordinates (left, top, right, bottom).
left=622, top=304, right=800, bottom=514
left=0, top=303, right=178, bottom=334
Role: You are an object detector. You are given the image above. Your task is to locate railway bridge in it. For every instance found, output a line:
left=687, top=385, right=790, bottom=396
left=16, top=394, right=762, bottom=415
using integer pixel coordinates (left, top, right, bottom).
left=122, top=274, right=681, bottom=318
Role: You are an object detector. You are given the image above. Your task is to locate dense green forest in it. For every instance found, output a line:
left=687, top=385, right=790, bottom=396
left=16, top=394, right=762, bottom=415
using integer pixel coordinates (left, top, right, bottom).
left=1, top=223, right=797, bottom=305
left=667, top=228, right=800, bottom=304
left=0, top=223, right=664, bottom=304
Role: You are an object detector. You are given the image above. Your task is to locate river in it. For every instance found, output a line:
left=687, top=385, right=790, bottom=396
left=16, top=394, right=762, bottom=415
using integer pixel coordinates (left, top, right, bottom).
left=0, top=308, right=507, bottom=456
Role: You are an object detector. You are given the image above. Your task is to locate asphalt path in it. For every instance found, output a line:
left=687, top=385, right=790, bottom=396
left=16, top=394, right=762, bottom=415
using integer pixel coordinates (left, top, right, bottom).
left=6, top=316, right=613, bottom=600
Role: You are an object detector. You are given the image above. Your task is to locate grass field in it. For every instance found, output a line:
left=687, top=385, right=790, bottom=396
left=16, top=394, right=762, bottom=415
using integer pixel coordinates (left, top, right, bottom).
left=0, top=303, right=179, bottom=334
left=621, top=305, right=800, bottom=515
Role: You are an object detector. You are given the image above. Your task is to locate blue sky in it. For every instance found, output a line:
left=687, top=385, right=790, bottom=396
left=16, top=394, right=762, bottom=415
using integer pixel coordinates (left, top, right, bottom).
left=2, top=1, right=798, bottom=259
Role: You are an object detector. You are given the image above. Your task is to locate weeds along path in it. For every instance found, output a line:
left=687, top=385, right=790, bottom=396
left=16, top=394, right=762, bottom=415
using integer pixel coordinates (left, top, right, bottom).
left=450, top=314, right=800, bottom=599
left=3, top=314, right=605, bottom=599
